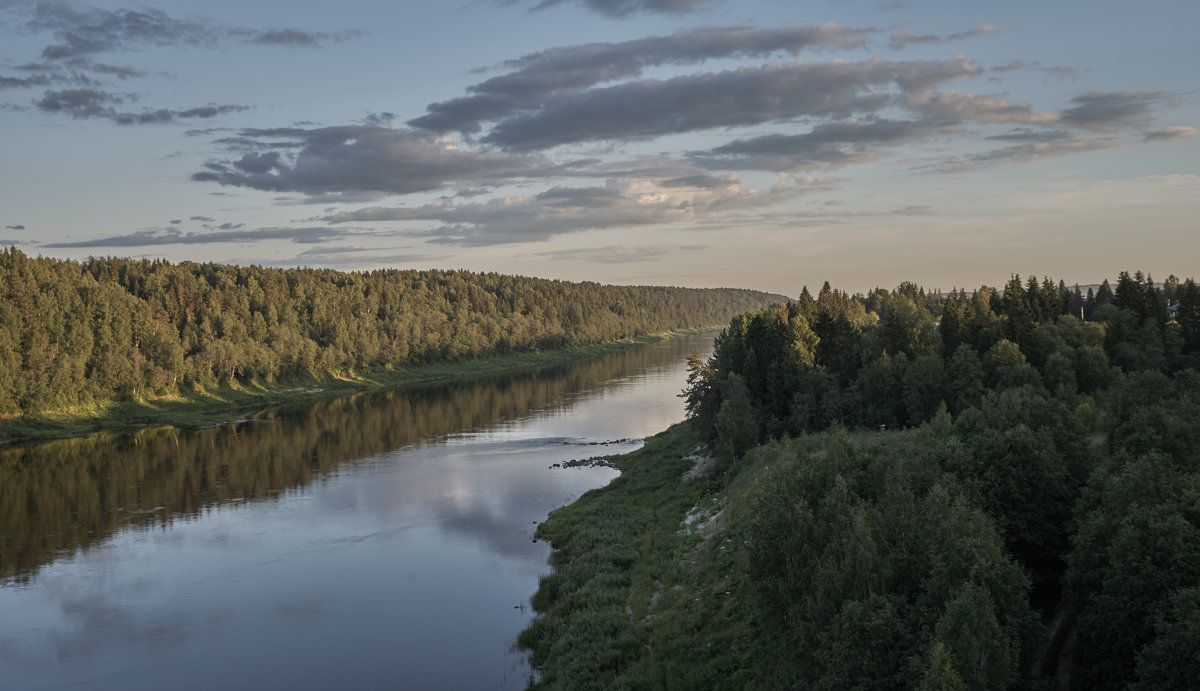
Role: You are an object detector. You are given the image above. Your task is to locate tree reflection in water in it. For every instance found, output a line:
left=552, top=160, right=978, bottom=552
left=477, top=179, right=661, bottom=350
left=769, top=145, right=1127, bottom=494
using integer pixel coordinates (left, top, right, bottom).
left=0, top=339, right=688, bottom=583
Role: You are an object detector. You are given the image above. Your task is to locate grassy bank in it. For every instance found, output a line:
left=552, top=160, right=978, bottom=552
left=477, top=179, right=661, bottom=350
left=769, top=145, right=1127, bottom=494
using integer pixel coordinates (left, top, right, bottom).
left=0, top=332, right=696, bottom=445
left=520, top=423, right=758, bottom=690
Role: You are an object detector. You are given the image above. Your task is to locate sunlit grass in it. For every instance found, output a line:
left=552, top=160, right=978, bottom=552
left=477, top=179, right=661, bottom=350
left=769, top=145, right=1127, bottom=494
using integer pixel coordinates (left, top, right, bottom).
left=0, top=331, right=712, bottom=445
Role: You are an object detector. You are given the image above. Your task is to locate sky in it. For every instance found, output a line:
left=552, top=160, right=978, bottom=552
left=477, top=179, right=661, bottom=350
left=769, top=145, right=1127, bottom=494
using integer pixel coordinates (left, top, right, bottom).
left=1, top=0, right=1197, bottom=296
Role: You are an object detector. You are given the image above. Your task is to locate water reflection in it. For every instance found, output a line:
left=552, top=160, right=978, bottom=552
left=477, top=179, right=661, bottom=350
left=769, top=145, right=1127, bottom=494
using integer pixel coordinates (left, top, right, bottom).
left=0, top=333, right=713, bottom=689
left=1, top=336, right=704, bottom=584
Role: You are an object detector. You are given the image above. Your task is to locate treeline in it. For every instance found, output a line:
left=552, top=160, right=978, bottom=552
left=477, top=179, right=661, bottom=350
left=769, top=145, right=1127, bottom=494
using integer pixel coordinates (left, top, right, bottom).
left=0, top=247, right=780, bottom=416
left=683, top=271, right=1200, bottom=689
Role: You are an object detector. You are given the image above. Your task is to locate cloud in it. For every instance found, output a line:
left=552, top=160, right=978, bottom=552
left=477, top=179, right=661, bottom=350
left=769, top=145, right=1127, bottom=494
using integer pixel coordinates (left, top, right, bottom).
left=990, top=60, right=1082, bottom=81
left=42, top=225, right=345, bottom=248
left=0, top=2, right=361, bottom=120
left=903, top=90, right=1058, bottom=124
left=891, top=204, right=933, bottom=215
left=1058, top=91, right=1168, bottom=131
left=88, top=62, right=147, bottom=80
left=33, top=88, right=249, bottom=124
left=984, top=128, right=1074, bottom=143
left=32, top=87, right=116, bottom=118
left=193, top=125, right=552, bottom=198
left=320, top=175, right=808, bottom=246
left=410, top=24, right=876, bottom=134
left=934, top=135, right=1127, bottom=173
left=691, top=118, right=951, bottom=171
left=481, top=56, right=978, bottom=151
left=518, top=0, right=707, bottom=18
left=250, top=29, right=363, bottom=47
left=15, top=3, right=360, bottom=60
left=28, top=5, right=222, bottom=60
left=533, top=245, right=678, bottom=263
left=1142, top=126, right=1198, bottom=143
left=189, top=216, right=215, bottom=222
left=889, top=22, right=1001, bottom=49
left=0, top=59, right=143, bottom=91
left=362, top=112, right=395, bottom=126
left=5, top=225, right=26, bottom=230
left=1, top=73, right=53, bottom=89
left=271, top=245, right=452, bottom=267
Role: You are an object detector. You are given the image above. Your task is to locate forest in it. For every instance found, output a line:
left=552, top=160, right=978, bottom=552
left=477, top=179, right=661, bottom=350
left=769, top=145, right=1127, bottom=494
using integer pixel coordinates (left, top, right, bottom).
left=522, top=271, right=1200, bottom=690
left=0, top=247, right=779, bottom=419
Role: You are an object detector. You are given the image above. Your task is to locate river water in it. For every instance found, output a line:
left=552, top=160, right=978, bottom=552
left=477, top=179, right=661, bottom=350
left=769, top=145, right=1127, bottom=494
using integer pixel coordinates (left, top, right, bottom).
left=0, top=333, right=713, bottom=690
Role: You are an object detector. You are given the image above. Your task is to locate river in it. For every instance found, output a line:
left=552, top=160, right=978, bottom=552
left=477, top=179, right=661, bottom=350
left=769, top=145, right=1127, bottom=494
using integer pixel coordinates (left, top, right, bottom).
left=0, top=332, right=714, bottom=690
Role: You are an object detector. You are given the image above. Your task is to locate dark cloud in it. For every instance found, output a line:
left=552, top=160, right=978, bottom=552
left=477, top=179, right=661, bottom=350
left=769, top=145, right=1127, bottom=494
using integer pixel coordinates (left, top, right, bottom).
left=889, top=22, right=1000, bottom=49
left=0, top=59, right=141, bottom=92
left=1143, top=126, right=1199, bottom=143
left=33, top=87, right=117, bottom=117
left=174, top=104, right=249, bottom=119
left=169, top=219, right=182, bottom=225
left=16, top=3, right=360, bottom=60
left=692, top=118, right=949, bottom=171
left=33, top=88, right=249, bottom=124
left=363, top=112, right=395, bottom=126
left=520, top=0, right=706, bottom=18
left=42, top=225, right=344, bottom=249
left=28, top=4, right=223, bottom=59
left=232, top=151, right=285, bottom=174
left=0, top=2, right=360, bottom=118
left=409, top=24, right=876, bottom=134
left=1, top=73, right=52, bottom=89
left=1059, top=91, right=1168, bottom=131
left=249, top=29, right=364, bottom=47
left=5, top=225, right=26, bottom=230
left=193, top=125, right=552, bottom=198
left=481, top=57, right=978, bottom=151
left=190, top=216, right=216, bottom=222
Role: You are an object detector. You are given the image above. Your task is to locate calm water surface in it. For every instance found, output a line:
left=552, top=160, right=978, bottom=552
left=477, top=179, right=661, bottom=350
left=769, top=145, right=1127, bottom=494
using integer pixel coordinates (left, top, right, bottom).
left=0, top=333, right=714, bottom=690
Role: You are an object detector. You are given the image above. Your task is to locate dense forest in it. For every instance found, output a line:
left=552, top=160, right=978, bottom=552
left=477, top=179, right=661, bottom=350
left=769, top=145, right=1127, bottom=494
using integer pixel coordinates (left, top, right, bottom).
left=0, top=247, right=780, bottom=418
left=523, top=271, right=1200, bottom=690
left=685, top=271, right=1200, bottom=689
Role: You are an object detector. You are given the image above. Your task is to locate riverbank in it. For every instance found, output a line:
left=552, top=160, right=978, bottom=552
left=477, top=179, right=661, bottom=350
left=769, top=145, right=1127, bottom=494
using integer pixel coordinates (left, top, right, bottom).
left=0, top=330, right=708, bottom=445
left=522, top=418, right=1078, bottom=689
left=520, top=422, right=758, bottom=689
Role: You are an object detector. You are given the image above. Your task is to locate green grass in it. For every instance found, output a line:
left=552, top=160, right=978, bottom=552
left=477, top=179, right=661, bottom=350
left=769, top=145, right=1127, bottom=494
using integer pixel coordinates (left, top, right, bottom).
left=521, top=423, right=760, bottom=690
left=0, top=332, right=700, bottom=445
